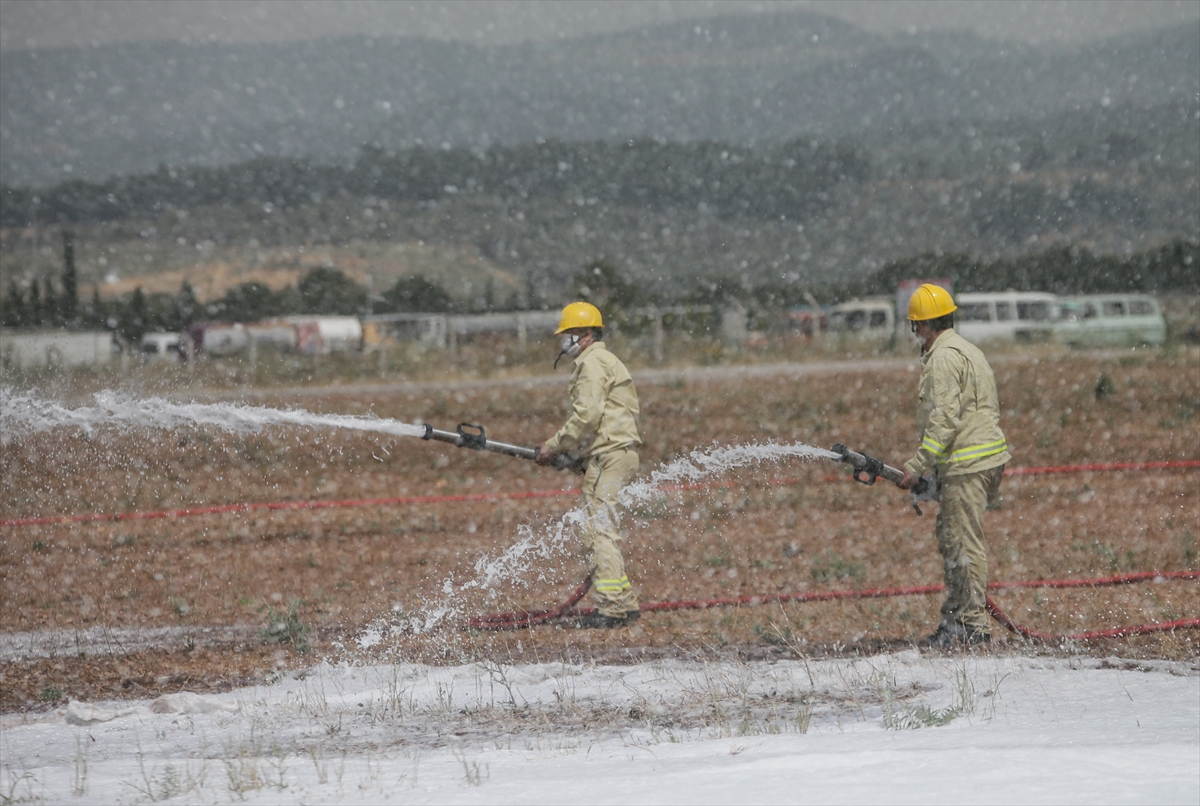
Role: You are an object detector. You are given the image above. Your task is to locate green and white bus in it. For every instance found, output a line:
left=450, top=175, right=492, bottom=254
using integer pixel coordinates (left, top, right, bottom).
left=1053, top=294, right=1166, bottom=348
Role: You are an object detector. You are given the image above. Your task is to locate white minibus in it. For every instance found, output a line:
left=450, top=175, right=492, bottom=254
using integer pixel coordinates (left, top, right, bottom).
left=1053, top=294, right=1166, bottom=347
left=952, top=292, right=1059, bottom=344
left=828, top=298, right=895, bottom=341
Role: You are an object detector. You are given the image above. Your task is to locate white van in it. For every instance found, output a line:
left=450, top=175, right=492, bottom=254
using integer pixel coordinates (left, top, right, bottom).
left=1053, top=294, right=1166, bottom=348
left=140, top=332, right=183, bottom=361
left=953, top=292, right=1058, bottom=344
left=199, top=323, right=250, bottom=356
left=284, top=316, right=364, bottom=354
left=828, top=298, right=895, bottom=341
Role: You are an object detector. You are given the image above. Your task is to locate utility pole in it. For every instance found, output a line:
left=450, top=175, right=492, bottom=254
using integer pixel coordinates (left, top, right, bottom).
left=30, top=196, right=38, bottom=280
left=62, top=230, right=78, bottom=327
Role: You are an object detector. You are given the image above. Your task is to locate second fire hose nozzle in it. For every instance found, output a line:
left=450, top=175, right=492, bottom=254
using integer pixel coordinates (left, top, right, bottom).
left=830, top=443, right=938, bottom=516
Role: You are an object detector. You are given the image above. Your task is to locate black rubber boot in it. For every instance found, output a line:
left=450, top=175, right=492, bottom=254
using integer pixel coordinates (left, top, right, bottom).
left=919, top=622, right=990, bottom=649
left=567, top=610, right=641, bottom=629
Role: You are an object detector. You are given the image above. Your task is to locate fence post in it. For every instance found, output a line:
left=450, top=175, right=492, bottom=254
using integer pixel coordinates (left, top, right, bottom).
left=653, top=306, right=664, bottom=364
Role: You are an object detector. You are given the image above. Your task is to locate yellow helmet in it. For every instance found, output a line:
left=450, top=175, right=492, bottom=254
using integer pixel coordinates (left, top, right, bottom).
left=555, top=301, right=603, bottom=333
left=907, top=284, right=957, bottom=321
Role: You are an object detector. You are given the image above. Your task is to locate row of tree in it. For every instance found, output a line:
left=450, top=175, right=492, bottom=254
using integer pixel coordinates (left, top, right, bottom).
left=2, top=266, right=459, bottom=343
left=198, top=270, right=458, bottom=322
left=3, top=230, right=81, bottom=328
left=6, top=238, right=1194, bottom=344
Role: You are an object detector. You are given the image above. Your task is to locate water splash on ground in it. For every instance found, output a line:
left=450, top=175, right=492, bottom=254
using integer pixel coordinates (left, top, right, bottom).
left=1, top=387, right=840, bottom=653
left=0, top=387, right=426, bottom=440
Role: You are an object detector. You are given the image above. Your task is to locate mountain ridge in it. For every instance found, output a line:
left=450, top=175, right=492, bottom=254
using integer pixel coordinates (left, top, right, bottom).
left=1, top=9, right=1195, bottom=188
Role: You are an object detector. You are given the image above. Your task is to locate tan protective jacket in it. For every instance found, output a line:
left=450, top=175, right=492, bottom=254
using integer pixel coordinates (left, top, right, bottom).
left=905, top=329, right=1011, bottom=478
left=544, top=341, right=642, bottom=459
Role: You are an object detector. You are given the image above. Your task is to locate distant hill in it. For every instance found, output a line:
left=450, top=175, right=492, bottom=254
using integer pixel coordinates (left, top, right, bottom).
left=1, top=9, right=1196, bottom=187
left=1, top=122, right=1194, bottom=305
left=1, top=9, right=1196, bottom=306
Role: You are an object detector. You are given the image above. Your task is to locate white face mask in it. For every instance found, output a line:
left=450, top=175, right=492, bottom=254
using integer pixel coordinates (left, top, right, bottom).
left=560, top=333, right=583, bottom=357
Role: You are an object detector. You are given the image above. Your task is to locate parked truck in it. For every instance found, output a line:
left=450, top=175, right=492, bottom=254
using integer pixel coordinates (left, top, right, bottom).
left=1, top=330, right=116, bottom=369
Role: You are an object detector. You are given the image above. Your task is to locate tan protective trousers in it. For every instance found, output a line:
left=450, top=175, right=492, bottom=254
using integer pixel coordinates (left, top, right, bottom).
left=935, top=465, right=1005, bottom=635
left=580, top=447, right=640, bottom=618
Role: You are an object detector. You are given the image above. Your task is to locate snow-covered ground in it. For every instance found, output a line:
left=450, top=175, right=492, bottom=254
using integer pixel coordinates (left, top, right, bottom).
left=1, top=650, right=1196, bottom=804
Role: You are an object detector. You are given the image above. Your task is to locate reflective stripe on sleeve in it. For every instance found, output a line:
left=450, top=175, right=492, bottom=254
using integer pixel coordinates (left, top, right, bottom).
left=950, top=439, right=1008, bottom=462
left=921, top=436, right=947, bottom=456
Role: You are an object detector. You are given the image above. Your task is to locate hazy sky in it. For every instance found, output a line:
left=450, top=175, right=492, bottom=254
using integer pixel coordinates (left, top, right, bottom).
left=2, top=0, right=1198, bottom=51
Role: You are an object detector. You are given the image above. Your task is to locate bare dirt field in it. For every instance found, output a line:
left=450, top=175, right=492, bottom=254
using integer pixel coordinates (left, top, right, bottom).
left=2, top=347, right=1197, bottom=712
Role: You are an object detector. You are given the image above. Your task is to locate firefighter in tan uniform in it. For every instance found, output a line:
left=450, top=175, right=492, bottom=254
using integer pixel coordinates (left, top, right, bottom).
left=898, top=285, right=1011, bottom=647
left=536, top=302, right=643, bottom=628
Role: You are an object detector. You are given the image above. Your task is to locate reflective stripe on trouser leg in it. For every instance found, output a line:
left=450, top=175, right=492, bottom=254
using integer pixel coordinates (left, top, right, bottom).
left=934, top=465, right=1004, bottom=634
left=580, top=448, right=640, bottom=618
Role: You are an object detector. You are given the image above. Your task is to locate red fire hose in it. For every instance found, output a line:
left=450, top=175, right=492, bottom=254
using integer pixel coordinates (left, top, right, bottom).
left=468, top=578, right=594, bottom=630
left=3, top=459, right=1196, bottom=529
left=3, top=459, right=1196, bottom=644
left=468, top=570, right=1200, bottom=641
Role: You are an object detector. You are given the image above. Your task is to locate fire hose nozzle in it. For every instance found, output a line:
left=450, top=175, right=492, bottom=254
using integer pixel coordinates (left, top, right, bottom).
left=830, top=443, right=892, bottom=486
left=830, top=443, right=937, bottom=515
left=456, top=423, right=488, bottom=450
left=419, top=420, right=584, bottom=472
